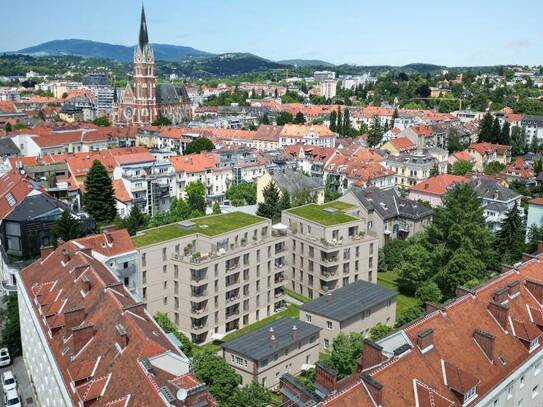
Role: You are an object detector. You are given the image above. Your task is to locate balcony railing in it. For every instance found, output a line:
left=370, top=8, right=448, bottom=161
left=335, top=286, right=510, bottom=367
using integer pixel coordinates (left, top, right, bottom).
left=191, top=290, right=208, bottom=298
left=191, top=323, right=208, bottom=331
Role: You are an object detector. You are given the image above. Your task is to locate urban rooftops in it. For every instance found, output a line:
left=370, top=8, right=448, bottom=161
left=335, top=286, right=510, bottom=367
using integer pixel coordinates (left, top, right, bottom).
left=287, top=201, right=358, bottom=226
left=132, top=212, right=265, bottom=248
left=300, top=280, right=397, bottom=322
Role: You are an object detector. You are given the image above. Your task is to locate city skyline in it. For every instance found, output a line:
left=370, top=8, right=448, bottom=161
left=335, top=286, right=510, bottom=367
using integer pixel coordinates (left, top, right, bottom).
left=2, top=0, right=542, bottom=66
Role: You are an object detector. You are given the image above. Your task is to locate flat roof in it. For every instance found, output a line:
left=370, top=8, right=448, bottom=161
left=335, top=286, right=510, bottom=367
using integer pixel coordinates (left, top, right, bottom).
left=222, top=317, right=321, bottom=362
left=132, top=212, right=265, bottom=248
left=286, top=201, right=358, bottom=226
left=299, top=280, right=397, bottom=322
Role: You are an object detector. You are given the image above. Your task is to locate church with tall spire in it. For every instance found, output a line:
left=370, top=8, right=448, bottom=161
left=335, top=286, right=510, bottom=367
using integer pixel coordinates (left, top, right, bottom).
left=112, top=6, right=191, bottom=125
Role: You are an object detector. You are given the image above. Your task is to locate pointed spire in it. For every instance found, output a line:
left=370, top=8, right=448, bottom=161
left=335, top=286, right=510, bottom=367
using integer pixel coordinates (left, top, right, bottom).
left=138, top=4, right=149, bottom=50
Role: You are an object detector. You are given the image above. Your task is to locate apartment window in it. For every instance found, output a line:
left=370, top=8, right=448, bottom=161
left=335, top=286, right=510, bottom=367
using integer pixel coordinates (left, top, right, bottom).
left=369, top=243, right=374, bottom=255
left=300, top=242, right=304, bottom=254
left=309, top=260, right=314, bottom=272
left=521, top=375, right=525, bottom=387
left=306, top=314, right=312, bottom=323
left=356, top=246, right=360, bottom=257
left=256, top=281, right=260, bottom=292
left=243, top=284, right=249, bottom=296
left=326, top=321, right=333, bottom=330
left=268, top=246, right=271, bottom=257
left=141, top=253, right=146, bottom=267
left=243, top=253, right=249, bottom=265
left=215, top=264, right=218, bottom=277
left=463, top=387, right=477, bottom=404
left=309, top=246, right=314, bottom=257
left=163, top=297, right=168, bottom=305
left=142, top=287, right=147, bottom=299
left=162, top=248, right=167, bottom=261
left=163, top=281, right=167, bottom=290
left=257, top=265, right=260, bottom=278
left=163, top=265, right=167, bottom=273
left=293, top=240, right=296, bottom=251
left=507, top=385, right=513, bottom=400
left=243, top=269, right=249, bottom=281
left=369, top=257, right=373, bottom=269
left=174, top=265, right=179, bottom=279
left=256, top=249, right=260, bottom=262
left=142, top=271, right=147, bottom=284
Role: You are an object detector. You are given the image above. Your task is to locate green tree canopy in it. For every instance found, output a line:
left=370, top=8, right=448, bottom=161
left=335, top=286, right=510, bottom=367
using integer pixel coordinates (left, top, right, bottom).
left=395, top=306, right=425, bottom=328
left=228, top=384, right=272, bottom=407
left=450, top=159, right=473, bottom=175
left=483, top=161, right=505, bottom=176
left=192, top=351, right=240, bottom=405
left=152, top=116, right=172, bottom=126
left=276, top=111, right=294, bottom=125
left=225, top=182, right=256, bottom=206
left=212, top=200, right=221, bottom=214
left=185, top=138, right=215, bottom=155
left=367, top=116, right=383, bottom=147
left=93, top=116, right=110, bottom=126
left=153, top=312, right=193, bottom=356
left=84, top=160, right=117, bottom=224
left=260, top=113, right=270, bottom=125
left=495, top=203, right=525, bottom=265
left=53, top=210, right=81, bottom=242
left=369, top=323, right=393, bottom=341
left=185, top=181, right=206, bottom=214
left=279, top=190, right=291, bottom=210
left=477, top=112, right=493, bottom=143
left=329, top=332, right=364, bottom=379
left=294, top=111, right=306, bottom=124
left=256, top=181, right=281, bottom=223
left=415, top=281, right=442, bottom=304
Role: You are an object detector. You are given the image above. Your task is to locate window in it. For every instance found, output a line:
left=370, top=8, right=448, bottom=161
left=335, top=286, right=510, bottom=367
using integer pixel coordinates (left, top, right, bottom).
left=463, top=386, right=477, bottom=404
left=324, top=339, right=330, bottom=349
left=530, top=337, right=540, bottom=352
left=306, top=314, right=312, bottom=323
left=533, top=385, right=539, bottom=399
left=326, top=321, right=333, bottom=329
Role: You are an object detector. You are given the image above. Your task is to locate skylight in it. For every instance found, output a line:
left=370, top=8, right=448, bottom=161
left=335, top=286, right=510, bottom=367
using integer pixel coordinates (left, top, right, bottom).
left=6, top=193, right=16, bottom=207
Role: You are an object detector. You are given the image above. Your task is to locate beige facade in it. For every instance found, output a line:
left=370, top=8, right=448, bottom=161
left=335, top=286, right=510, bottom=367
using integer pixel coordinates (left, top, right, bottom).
left=281, top=204, right=379, bottom=299
left=135, top=214, right=288, bottom=344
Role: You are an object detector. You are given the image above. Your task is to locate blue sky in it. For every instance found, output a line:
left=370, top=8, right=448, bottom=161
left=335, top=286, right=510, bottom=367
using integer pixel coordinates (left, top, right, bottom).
left=2, top=0, right=542, bottom=66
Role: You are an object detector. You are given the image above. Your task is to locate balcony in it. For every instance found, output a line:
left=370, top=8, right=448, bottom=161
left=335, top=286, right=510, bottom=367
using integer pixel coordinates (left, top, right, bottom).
left=191, top=288, right=208, bottom=298
left=274, top=260, right=286, bottom=270
left=191, top=323, right=208, bottom=332
left=274, top=288, right=284, bottom=299
left=275, top=243, right=286, bottom=254
left=191, top=306, right=207, bottom=315
left=225, top=295, right=240, bottom=304
left=321, top=255, right=339, bottom=264
left=274, top=273, right=285, bottom=284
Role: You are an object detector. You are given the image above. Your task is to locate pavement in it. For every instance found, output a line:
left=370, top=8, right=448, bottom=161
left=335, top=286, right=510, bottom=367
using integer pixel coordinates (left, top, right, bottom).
left=0, top=356, right=35, bottom=406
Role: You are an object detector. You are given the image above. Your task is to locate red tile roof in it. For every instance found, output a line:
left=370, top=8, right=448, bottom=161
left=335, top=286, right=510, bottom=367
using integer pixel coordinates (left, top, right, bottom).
left=168, top=153, right=218, bottom=173
left=503, top=157, right=535, bottom=179
left=280, top=124, right=335, bottom=138
left=410, top=174, right=468, bottom=196
left=74, top=229, right=135, bottom=258
left=111, top=179, right=133, bottom=203
left=0, top=101, right=17, bottom=113
left=452, top=150, right=472, bottom=162
left=0, top=170, right=34, bottom=219
left=19, top=241, right=215, bottom=406
left=388, top=137, right=416, bottom=152
left=469, top=142, right=511, bottom=156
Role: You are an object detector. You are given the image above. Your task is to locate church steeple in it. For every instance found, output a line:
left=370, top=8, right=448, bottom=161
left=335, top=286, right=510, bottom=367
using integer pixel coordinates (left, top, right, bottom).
left=138, top=5, right=149, bottom=50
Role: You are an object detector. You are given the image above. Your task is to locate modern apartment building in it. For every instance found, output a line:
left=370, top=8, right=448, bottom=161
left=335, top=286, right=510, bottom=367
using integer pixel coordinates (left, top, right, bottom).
left=281, top=201, right=380, bottom=300
left=132, top=212, right=288, bottom=344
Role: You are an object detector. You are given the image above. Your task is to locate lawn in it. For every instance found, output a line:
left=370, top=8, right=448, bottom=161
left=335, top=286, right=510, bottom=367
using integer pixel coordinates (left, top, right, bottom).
left=132, top=212, right=264, bottom=247
left=321, top=201, right=356, bottom=210
left=287, top=203, right=358, bottom=226
left=377, top=271, right=419, bottom=316
left=283, top=287, right=310, bottom=303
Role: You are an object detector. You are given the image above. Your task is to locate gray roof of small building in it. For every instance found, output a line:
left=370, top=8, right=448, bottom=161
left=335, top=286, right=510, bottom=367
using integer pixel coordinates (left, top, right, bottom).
left=522, top=115, right=543, bottom=126
left=386, top=152, right=436, bottom=166
left=5, top=193, right=68, bottom=222
left=156, top=84, right=180, bottom=104
left=0, top=138, right=20, bottom=157
left=299, top=280, right=397, bottom=323
left=468, top=177, right=521, bottom=202
left=222, top=317, right=320, bottom=362
left=350, top=186, right=433, bottom=221
left=537, top=171, right=543, bottom=182
left=272, top=169, right=323, bottom=194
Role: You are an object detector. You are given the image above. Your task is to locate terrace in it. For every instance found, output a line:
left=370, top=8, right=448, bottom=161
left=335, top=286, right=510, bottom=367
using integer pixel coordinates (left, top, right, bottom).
left=132, top=212, right=264, bottom=248
left=287, top=201, right=358, bottom=226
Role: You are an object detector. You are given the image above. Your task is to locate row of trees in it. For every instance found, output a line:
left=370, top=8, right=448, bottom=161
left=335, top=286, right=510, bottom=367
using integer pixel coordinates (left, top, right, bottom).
left=256, top=181, right=317, bottom=222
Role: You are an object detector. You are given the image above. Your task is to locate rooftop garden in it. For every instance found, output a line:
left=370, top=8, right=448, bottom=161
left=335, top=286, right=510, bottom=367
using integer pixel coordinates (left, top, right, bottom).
left=132, top=212, right=264, bottom=248
left=287, top=201, right=358, bottom=226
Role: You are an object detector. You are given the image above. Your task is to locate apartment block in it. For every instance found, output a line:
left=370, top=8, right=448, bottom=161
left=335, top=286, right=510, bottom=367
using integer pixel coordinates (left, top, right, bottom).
left=133, top=212, right=288, bottom=344
left=281, top=201, right=380, bottom=300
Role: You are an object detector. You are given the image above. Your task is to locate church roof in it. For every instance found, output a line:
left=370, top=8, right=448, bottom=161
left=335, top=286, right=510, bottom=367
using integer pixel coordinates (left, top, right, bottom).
left=156, top=84, right=180, bottom=104
left=138, top=6, right=149, bottom=50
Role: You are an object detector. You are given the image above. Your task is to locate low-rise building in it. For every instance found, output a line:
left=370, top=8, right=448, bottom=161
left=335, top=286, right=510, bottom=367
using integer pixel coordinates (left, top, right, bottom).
left=526, top=197, right=543, bottom=241
left=386, top=151, right=438, bottom=188
left=279, top=124, right=336, bottom=148
left=256, top=169, right=324, bottom=205
left=468, top=142, right=512, bottom=172
left=381, top=137, right=416, bottom=156
left=408, top=174, right=468, bottom=207
left=222, top=317, right=321, bottom=388
left=300, top=280, right=396, bottom=351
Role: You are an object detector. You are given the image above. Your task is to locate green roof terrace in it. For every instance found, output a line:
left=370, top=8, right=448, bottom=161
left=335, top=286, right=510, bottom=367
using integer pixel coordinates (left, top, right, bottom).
left=286, top=201, right=359, bottom=226
left=132, top=212, right=266, bottom=248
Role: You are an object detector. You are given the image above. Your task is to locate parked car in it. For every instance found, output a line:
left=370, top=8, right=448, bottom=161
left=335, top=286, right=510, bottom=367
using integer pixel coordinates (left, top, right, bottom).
left=0, top=348, right=11, bottom=367
left=1, top=370, right=17, bottom=393
left=4, top=389, right=21, bottom=407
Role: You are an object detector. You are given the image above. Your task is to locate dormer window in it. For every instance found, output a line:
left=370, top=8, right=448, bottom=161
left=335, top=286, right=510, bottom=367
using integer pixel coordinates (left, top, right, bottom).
left=463, top=386, right=477, bottom=405
left=529, top=337, right=540, bottom=353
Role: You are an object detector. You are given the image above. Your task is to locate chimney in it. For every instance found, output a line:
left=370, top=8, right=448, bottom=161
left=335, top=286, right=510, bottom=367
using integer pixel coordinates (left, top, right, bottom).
left=61, top=248, right=71, bottom=263
left=116, top=323, right=128, bottom=349
left=270, top=334, right=276, bottom=349
left=488, top=301, right=509, bottom=329
left=314, top=362, right=337, bottom=393
left=525, top=279, right=543, bottom=303
left=473, top=329, right=495, bottom=361
left=493, top=287, right=509, bottom=304
left=291, top=325, right=298, bottom=340
left=79, top=247, right=92, bottom=257
left=64, top=306, right=86, bottom=330
left=416, top=328, right=434, bottom=352
left=104, top=230, right=113, bottom=245
left=40, top=246, right=54, bottom=260
left=122, top=302, right=146, bottom=318
left=521, top=253, right=538, bottom=262
left=508, top=280, right=520, bottom=298
left=456, top=286, right=475, bottom=298
left=360, top=374, right=383, bottom=406
left=81, top=275, right=91, bottom=293
left=71, top=323, right=96, bottom=354
left=73, top=265, right=88, bottom=279
left=326, top=292, right=332, bottom=303
left=358, top=340, right=384, bottom=371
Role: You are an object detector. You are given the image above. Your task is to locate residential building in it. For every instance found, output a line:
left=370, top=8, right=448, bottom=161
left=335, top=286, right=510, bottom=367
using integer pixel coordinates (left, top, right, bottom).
left=448, top=149, right=473, bottom=166
left=300, top=280, right=396, bottom=351
left=281, top=246, right=543, bottom=406
left=282, top=201, right=380, bottom=298
left=279, top=124, right=336, bottom=148
left=386, top=151, right=438, bottom=188
left=284, top=144, right=335, bottom=177
left=408, top=174, right=468, bottom=206
left=313, top=71, right=336, bottom=82
left=82, top=72, right=109, bottom=87
left=0, top=87, right=19, bottom=101
left=399, top=124, right=447, bottom=149
left=256, top=168, right=325, bottom=205
left=132, top=212, right=288, bottom=344
left=502, top=156, right=536, bottom=184
left=526, top=197, right=543, bottom=241
left=17, top=240, right=215, bottom=407
left=320, top=79, right=337, bottom=99
left=341, top=187, right=433, bottom=245
left=521, top=115, right=543, bottom=144
left=468, top=142, right=512, bottom=172
left=253, top=125, right=283, bottom=151
left=381, top=136, right=416, bottom=156
left=222, top=317, right=320, bottom=388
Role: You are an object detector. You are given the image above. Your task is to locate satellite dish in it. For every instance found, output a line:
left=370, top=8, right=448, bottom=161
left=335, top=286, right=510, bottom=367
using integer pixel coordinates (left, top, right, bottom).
left=176, top=389, right=188, bottom=401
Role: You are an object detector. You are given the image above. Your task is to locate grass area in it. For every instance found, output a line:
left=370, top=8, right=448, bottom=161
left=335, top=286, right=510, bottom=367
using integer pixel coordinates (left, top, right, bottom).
left=132, top=212, right=264, bottom=248
left=377, top=271, right=419, bottom=316
left=287, top=203, right=358, bottom=226
left=319, top=351, right=331, bottom=364
left=321, top=200, right=356, bottom=210
left=222, top=304, right=300, bottom=342
left=283, top=287, right=310, bottom=303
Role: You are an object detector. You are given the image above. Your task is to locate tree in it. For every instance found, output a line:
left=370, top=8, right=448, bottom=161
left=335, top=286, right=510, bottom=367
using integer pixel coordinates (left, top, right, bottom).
left=490, top=117, right=501, bottom=144
left=395, top=306, right=425, bottom=328
left=276, top=112, right=293, bottom=125
left=225, top=182, right=256, bottom=206
left=369, top=323, right=392, bottom=341
left=123, top=205, right=147, bottom=236
left=4, top=122, right=12, bottom=133
left=336, top=106, right=342, bottom=135
left=495, top=203, right=525, bottom=264
left=329, top=332, right=364, bottom=379
left=153, top=312, right=193, bottom=356
left=152, top=115, right=172, bottom=126
left=1, top=296, right=21, bottom=356
left=291, top=188, right=317, bottom=207
left=483, top=161, right=505, bottom=175
left=500, top=121, right=511, bottom=145
left=53, top=210, right=81, bottom=242
left=185, top=181, right=206, bottom=214
left=396, top=243, right=432, bottom=296
left=526, top=224, right=543, bottom=253
left=260, top=113, right=270, bottom=125
left=212, top=200, right=221, bottom=214
left=447, top=127, right=464, bottom=153
left=430, top=164, right=439, bottom=177
left=477, top=112, right=493, bottom=143
left=256, top=181, right=281, bottom=223
left=367, top=116, right=383, bottom=147
left=229, top=384, right=272, bottom=407
left=450, top=159, right=473, bottom=175
left=93, top=116, right=110, bottom=126
left=534, top=159, right=543, bottom=175
left=329, top=110, right=337, bottom=132
left=415, top=281, right=442, bottom=304
left=378, top=239, right=410, bottom=272
left=279, top=190, right=291, bottom=210
left=342, top=108, right=351, bottom=136
left=185, top=137, right=215, bottom=155
left=324, top=177, right=341, bottom=202
left=294, top=112, right=306, bottom=124
left=192, top=351, right=240, bottom=405
left=84, top=160, right=117, bottom=224
left=511, top=126, right=526, bottom=155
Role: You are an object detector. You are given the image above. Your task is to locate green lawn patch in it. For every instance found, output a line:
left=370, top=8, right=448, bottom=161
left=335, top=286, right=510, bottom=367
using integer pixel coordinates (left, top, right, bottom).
left=221, top=304, right=299, bottom=342
left=319, top=351, right=331, bottom=364
left=287, top=203, right=358, bottom=226
left=321, top=201, right=356, bottom=210
left=132, top=212, right=264, bottom=248
left=283, top=287, right=310, bottom=303
left=377, top=271, right=419, bottom=316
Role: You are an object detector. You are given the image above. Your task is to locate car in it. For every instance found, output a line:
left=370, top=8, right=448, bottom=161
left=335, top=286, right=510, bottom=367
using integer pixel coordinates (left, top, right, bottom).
left=1, top=370, right=17, bottom=393
left=3, top=389, right=21, bottom=407
left=0, top=347, right=10, bottom=367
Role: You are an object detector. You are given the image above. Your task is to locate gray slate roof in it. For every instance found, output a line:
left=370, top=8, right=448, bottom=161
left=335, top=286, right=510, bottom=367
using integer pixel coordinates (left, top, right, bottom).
left=5, top=193, right=67, bottom=222
left=350, top=187, right=433, bottom=220
left=156, top=84, right=180, bottom=104
left=299, top=280, right=397, bottom=323
left=468, top=177, right=521, bottom=202
left=222, top=317, right=320, bottom=362
left=0, top=138, right=20, bottom=157
left=272, top=169, right=323, bottom=194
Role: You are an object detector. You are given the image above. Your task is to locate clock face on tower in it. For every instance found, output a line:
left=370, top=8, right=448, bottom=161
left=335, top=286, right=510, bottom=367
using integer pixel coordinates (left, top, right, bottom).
left=124, top=107, right=133, bottom=120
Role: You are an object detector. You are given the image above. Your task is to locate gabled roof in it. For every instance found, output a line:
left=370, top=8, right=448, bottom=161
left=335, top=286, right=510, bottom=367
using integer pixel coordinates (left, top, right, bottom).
left=410, top=174, right=468, bottom=197
left=254, top=124, right=283, bottom=142
left=4, top=192, right=67, bottom=222
left=168, top=153, right=218, bottom=173
left=468, top=176, right=521, bottom=202
left=73, top=229, right=135, bottom=258
left=0, top=170, right=35, bottom=219
left=468, top=142, right=511, bottom=156
left=271, top=169, right=323, bottom=194
left=280, top=124, right=335, bottom=138
left=387, top=137, right=415, bottom=152
left=112, top=179, right=132, bottom=203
